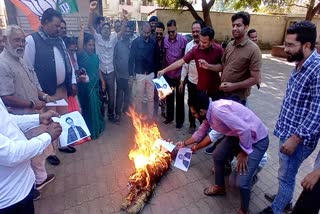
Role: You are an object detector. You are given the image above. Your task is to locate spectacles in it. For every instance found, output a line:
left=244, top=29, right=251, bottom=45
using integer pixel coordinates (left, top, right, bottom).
left=284, top=42, right=300, bottom=48
left=168, top=30, right=175, bottom=35
left=156, top=32, right=163, bottom=35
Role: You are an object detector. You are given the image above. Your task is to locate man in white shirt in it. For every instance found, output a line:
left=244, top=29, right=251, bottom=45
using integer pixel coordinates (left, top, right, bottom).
left=179, top=20, right=204, bottom=134
left=0, top=98, right=62, bottom=214
left=88, top=1, right=127, bottom=122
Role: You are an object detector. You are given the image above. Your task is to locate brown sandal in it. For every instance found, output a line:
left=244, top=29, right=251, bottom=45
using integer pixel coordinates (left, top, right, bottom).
left=203, top=185, right=226, bottom=196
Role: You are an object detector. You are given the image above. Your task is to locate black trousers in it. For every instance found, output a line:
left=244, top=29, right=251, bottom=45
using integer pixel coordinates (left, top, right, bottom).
left=292, top=181, right=320, bottom=214
left=0, top=187, right=34, bottom=214
left=165, top=76, right=184, bottom=125
left=115, top=78, right=130, bottom=115
left=187, top=80, right=198, bottom=127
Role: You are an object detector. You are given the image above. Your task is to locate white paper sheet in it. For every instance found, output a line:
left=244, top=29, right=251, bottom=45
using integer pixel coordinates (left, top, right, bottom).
left=155, top=139, right=176, bottom=152
left=46, top=99, right=68, bottom=107
left=152, top=76, right=173, bottom=99
left=52, top=111, right=91, bottom=147
left=174, top=148, right=192, bottom=172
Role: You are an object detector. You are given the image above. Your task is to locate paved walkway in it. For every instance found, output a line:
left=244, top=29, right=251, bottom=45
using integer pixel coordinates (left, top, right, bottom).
left=35, top=54, right=319, bottom=214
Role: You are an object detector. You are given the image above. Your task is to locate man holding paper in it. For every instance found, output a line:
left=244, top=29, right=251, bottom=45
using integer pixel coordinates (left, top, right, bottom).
left=177, top=92, right=269, bottom=214
left=0, top=25, right=58, bottom=196
left=0, top=97, right=62, bottom=213
left=158, top=27, right=223, bottom=101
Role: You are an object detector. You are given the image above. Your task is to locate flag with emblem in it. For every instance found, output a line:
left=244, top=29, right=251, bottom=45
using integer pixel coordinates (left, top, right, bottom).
left=57, top=0, right=79, bottom=15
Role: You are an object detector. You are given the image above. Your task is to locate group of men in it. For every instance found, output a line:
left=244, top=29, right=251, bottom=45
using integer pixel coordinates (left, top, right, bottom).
left=0, top=2, right=319, bottom=214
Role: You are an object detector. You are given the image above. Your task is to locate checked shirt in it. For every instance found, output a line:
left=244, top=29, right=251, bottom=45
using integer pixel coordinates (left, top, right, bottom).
left=274, top=49, right=320, bottom=149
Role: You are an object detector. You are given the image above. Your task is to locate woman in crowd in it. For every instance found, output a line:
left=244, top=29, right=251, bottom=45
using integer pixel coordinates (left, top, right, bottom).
left=76, top=22, right=105, bottom=139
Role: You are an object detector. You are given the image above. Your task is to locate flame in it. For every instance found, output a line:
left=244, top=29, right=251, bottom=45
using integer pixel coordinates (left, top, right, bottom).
left=127, top=108, right=171, bottom=188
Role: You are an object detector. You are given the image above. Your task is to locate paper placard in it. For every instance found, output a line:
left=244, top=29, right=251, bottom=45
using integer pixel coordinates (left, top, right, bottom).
left=46, top=99, right=68, bottom=107
left=52, top=111, right=91, bottom=147
left=152, top=76, right=173, bottom=99
left=155, top=139, right=176, bottom=152
left=174, top=148, right=192, bottom=172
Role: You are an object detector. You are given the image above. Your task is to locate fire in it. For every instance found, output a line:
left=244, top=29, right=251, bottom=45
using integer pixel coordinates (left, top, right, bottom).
left=127, top=108, right=172, bottom=189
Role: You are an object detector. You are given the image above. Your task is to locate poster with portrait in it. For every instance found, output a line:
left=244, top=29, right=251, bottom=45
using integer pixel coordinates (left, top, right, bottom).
left=173, top=148, right=193, bottom=172
left=52, top=111, right=91, bottom=147
left=152, top=76, right=173, bottom=99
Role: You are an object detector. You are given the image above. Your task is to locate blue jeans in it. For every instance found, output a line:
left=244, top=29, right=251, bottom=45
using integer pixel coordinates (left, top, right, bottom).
left=271, top=140, right=315, bottom=214
left=239, top=136, right=269, bottom=212
left=213, top=136, right=269, bottom=212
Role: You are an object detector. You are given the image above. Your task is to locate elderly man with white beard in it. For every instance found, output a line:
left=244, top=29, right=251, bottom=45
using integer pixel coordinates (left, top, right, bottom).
left=0, top=25, right=57, bottom=199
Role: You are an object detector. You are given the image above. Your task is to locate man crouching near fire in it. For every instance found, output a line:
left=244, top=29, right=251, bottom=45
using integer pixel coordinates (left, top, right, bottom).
left=176, top=92, right=269, bottom=214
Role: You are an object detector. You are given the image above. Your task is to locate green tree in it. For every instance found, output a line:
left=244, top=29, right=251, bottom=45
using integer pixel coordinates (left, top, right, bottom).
left=156, top=0, right=216, bottom=27
left=230, top=0, right=320, bottom=21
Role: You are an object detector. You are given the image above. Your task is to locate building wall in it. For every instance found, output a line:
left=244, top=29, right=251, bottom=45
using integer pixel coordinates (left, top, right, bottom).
left=151, top=9, right=320, bottom=48
left=103, top=0, right=157, bottom=21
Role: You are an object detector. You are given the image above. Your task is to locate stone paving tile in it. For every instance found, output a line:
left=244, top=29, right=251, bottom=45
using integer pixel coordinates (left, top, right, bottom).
left=35, top=54, right=320, bottom=214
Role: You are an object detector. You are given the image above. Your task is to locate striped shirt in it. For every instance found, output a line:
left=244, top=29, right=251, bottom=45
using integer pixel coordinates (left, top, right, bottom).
left=274, top=50, right=320, bottom=150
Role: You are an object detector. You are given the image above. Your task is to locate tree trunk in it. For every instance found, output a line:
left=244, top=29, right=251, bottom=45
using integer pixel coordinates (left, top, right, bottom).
left=203, top=6, right=212, bottom=27
left=179, top=0, right=204, bottom=23
left=305, top=0, right=320, bottom=21
left=202, top=0, right=215, bottom=28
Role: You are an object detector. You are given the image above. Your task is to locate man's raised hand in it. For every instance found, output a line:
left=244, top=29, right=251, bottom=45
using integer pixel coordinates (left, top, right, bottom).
left=89, top=1, right=98, bottom=11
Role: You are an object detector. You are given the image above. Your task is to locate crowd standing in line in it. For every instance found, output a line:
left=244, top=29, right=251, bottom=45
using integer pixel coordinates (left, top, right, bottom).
left=0, top=1, right=319, bottom=213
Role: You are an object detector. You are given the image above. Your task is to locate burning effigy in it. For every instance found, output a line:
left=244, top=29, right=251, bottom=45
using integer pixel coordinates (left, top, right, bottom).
left=121, top=109, right=172, bottom=214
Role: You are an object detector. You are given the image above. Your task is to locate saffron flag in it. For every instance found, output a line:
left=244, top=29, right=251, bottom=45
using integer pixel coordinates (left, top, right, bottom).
left=57, top=0, right=79, bottom=15
left=10, top=0, right=58, bottom=31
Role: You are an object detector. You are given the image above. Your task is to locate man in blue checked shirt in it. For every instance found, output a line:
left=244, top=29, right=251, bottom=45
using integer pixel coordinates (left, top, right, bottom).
left=259, top=21, right=320, bottom=214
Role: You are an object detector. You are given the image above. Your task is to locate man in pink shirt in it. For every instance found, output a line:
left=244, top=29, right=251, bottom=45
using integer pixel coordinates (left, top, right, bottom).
left=162, top=20, right=188, bottom=129
left=178, top=93, right=269, bottom=214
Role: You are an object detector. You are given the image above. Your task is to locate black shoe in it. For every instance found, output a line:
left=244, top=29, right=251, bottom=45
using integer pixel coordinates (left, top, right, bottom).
left=33, top=188, right=41, bottom=201
left=176, top=124, right=183, bottom=130
left=115, top=115, right=120, bottom=125
left=264, top=193, right=293, bottom=212
left=36, top=174, right=55, bottom=190
left=163, top=119, right=173, bottom=125
left=205, top=145, right=215, bottom=155
left=46, top=155, right=60, bottom=165
left=59, top=146, right=76, bottom=153
left=258, top=206, right=274, bottom=214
